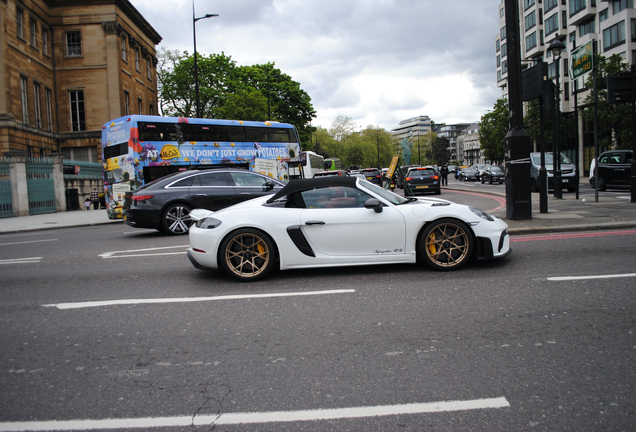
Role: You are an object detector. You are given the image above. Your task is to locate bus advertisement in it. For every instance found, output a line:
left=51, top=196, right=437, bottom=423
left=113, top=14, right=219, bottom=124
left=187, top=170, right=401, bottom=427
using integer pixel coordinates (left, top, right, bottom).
left=101, top=115, right=301, bottom=219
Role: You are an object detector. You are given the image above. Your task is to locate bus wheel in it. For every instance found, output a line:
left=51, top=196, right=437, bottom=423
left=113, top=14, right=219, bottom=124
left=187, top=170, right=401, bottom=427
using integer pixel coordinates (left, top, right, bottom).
left=161, top=203, right=193, bottom=235
left=220, top=229, right=276, bottom=281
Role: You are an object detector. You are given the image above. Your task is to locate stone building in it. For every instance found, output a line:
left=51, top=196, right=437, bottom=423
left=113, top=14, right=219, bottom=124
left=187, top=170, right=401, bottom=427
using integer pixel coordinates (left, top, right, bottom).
left=0, top=0, right=162, bottom=163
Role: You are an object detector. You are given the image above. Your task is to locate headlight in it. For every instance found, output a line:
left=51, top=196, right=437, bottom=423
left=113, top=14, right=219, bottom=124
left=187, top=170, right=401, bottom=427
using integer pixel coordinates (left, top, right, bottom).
left=195, top=217, right=222, bottom=229
left=469, top=207, right=494, bottom=221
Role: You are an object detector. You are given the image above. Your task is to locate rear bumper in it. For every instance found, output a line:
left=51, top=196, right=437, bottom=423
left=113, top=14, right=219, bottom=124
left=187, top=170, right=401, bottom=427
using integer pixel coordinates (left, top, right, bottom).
left=122, top=209, right=162, bottom=230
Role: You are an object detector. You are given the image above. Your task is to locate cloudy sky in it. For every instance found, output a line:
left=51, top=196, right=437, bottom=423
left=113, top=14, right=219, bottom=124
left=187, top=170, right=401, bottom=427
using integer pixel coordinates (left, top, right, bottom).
left=130, top=0, right=503, bottom=131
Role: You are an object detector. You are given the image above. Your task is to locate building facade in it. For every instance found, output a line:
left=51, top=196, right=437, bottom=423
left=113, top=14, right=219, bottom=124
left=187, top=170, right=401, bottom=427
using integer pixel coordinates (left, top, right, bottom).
left=495, top=0, right=636, bottom=175
left=438, top=123, right=472, bottom=162
left=390, top=115, right=433, bottom=142
left=1, top=0, right=161, bottom=163
left=458, top=123, right=485, bottom=166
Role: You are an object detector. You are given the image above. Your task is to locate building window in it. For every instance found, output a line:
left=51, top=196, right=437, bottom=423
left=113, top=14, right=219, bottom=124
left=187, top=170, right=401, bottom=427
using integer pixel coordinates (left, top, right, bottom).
left=30, top=19, right=37, bottom=47
left=600, top=9, right=609, bottom=22
left=69, top=90, right=85, bottom=131
left=546, top=13, right=558, bottom=35
left=570, top=0, right=586, bottom=16
left=497, top=55, right=501, bottom=67
left=613, top=0, right=634, bottom=14
left=146, top=57, right=152, bottom=80
left=562, top=11, right=567, bottom=29
left=20, top=77, right=29, bottom=124
left=149, top=103, right=154, bottom=115
left=42, top=28, right=49, bottom=55
left=501, top=26, right=507, bottom=40
left=525, top=0, right=536, bottom=11
left=66, top=31, right=81, bottom=56
left=500, top=7, right=505, bottom=17
left=545, top=0, right=558, bottom=12
left=34, top=83, right=42, bottom=128
left=46, top=88, right=53, bottom=131
left=501, top=43, right=507, bottom=58
left=135, top=48, right=141, bottom=71
left=124, top=91, right=130, bottom=115
left=526, top=32, right=538, bottom=50
left=16, top=7, right=24, bottom=39
left=121, top=35, right=127, bottom=62
left=548, top=62, right=557, bottom=79
left=137, top=97, right=142, bottom=114
left=525, top=11, right=536, bottom=30
left=604, top=20, right=626, bottom=50
left=579, top=17, right=595, bottom=36
left=502, top=60, right=508, bottom=74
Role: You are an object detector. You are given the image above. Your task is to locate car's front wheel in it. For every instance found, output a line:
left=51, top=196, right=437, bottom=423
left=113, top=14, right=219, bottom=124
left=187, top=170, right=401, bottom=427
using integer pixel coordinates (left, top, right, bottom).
left=161, top=203, right=193, bottom=235
left=418, top=219, right=473, bottom=271
left=219, top=229, right=276, bottom=281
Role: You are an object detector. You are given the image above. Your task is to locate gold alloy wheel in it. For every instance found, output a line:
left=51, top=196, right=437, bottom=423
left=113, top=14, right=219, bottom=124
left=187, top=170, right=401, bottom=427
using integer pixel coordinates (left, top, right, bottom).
left=422, top=220, right=472, bottom=270
left=223, top=230, right=272, bottom=280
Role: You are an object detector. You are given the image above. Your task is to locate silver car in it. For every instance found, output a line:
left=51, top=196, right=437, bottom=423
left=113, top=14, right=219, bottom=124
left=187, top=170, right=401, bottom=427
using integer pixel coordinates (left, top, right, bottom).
left=530, top=152, right=577, bottom=192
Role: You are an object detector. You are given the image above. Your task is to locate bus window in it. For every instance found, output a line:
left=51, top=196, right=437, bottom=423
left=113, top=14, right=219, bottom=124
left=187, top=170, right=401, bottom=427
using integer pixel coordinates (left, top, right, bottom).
left=245, top=127, right=269, bottom=142
left=269, top=128, right=291, bottom=142
left=104, top=142, right=128, bottom=160
left=220, top=126, right=245, bottom=142
left=190, top=124, right=220, bottom=142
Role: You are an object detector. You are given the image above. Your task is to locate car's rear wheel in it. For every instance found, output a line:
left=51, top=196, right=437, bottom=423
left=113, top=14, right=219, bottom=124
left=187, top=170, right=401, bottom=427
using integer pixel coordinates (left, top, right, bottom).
left=418, top=219, right=473, bottom=271
left=220, top=229, right=276, bottom=281
left=161, top=203, right=193, bottom=235
left=597, top=177, right=607, bottom=191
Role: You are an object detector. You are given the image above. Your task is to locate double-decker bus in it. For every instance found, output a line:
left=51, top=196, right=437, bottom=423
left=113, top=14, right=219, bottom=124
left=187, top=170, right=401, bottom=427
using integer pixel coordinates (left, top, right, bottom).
left=101, top=115, right=301, bottom=219
left=299, top=151, right=325, bottom=178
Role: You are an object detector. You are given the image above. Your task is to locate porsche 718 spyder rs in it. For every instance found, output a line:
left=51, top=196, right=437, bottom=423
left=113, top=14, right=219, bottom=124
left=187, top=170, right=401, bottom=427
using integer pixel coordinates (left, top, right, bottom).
left=187, top=177, right=511, bottom=281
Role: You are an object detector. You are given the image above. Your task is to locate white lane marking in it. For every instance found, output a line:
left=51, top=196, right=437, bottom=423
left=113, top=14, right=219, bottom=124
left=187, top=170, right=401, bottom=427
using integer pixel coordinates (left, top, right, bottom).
left=99, top=245, right=189, bottom=259
left=0, top=239, right=57, bottom=246
left=42, top=289, right=356, bottom=310
left=0, top=257, right=42, bottom=265
left=0, top=397, right=510, bottom=430
left=103, top=251, right=188, bottom=258
left=548, top=273, right=636, bottom=281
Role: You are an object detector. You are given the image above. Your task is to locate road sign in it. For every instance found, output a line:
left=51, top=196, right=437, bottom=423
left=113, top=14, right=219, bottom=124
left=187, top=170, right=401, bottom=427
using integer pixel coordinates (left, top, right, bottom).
left=571, top=41, right=593, bottom=79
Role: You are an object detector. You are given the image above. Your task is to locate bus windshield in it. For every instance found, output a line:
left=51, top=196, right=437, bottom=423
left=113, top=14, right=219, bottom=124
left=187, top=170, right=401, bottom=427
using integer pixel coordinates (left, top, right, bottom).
left=102, top=115, right=301, bottom=219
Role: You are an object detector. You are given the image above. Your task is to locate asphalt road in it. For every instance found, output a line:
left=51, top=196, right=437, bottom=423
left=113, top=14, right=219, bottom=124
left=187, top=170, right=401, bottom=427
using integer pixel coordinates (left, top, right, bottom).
left=1, top=196, right=636, bottom=431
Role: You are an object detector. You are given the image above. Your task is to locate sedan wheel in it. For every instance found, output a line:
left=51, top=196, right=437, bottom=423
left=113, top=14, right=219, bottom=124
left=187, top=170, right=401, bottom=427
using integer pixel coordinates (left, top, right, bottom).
left=418, top=219, right=473, bottom=271
left=161, top=203, right=193, bottom=235
left=220, top=229, right=276, bottom=281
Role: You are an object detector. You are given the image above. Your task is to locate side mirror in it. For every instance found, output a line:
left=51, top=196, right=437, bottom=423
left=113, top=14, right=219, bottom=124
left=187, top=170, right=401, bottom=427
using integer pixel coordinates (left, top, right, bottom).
left=364, top=198, right=383, bottom=213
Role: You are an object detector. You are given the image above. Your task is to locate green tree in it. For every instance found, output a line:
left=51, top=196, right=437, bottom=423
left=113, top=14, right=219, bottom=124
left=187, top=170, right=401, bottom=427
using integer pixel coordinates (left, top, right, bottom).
left=479, top=99, right=508, bottom=163
left=582, top=54, right=632, bottom=150
left=431, top=136, right=451, bottom=165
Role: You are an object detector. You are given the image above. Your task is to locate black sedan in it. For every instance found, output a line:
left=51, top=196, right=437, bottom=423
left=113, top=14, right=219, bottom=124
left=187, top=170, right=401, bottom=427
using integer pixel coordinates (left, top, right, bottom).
left=359, top=168, right=383, bottom=186
left=122, top=168, right=284, bottom=235
left=404, top=167, right=440, bottom=195
left=458, top=168, right=479, bottom=181
left=480, top=165, right=504, bottom=184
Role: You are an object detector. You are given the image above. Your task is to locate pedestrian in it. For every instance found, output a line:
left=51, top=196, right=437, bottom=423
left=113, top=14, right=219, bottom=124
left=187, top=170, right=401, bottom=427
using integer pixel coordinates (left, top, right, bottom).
left=440, top=164, right=449, bottom=186
left=90, top=188, right=100, bottom=210
left=84, top=197, right=91, bottom=210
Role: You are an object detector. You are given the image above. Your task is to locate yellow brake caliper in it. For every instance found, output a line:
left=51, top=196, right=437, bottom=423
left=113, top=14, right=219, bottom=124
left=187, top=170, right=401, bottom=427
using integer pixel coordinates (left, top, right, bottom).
left=428, top=232, right=437, bottom=255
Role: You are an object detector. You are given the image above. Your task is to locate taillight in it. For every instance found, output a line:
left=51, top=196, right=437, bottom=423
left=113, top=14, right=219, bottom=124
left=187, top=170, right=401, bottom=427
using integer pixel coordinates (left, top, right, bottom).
left=434, top=176, right=439, bottom=180
left=406, top=177, right=413, bottom=181
left=131, top=195, right=154, bottom=201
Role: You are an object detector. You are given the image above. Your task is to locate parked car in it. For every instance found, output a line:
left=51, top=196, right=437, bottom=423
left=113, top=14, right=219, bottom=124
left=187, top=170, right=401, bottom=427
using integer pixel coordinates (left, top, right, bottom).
left=529, top=152, right=577, bottom=192
left=458, top=168, right=479, bottom=181
left=396, top=165, right=420, bottom=188
left=359, top=168, right=383, bottom=186
left=589, top=149, right=633, bottom=191
left=481, top=165, right=505, bottom=184
left=313, top=170, right=350, bottom=177
left=122, top=168, right=284, bottom=235
left=404, top=167, right=441, bottom=195
left=187, top=176, right=511, bottom=281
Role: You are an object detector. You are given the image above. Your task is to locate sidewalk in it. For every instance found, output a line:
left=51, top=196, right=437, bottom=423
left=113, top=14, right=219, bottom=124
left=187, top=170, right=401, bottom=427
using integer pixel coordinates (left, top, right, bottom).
left=1, top=183, right=635, bottom=235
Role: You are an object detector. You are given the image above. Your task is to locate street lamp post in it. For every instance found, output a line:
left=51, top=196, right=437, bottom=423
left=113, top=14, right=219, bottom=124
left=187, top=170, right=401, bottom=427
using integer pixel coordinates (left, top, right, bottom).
left=548, top=36, right=565, bottom=199
left=192, top=1, right=218, bottom=118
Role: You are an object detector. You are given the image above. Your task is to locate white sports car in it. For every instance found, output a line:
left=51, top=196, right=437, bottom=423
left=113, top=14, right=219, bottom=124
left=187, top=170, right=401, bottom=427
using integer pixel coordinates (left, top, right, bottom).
left=187, top=177, right=511, bottom=281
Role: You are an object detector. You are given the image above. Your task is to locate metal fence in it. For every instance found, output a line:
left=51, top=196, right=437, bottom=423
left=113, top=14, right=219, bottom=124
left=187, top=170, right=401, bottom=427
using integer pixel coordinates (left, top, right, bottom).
left=0, top=156, right=13, bottom=218
left=63, top=159, right=103, bottom=180
left=26, top=157, right=56, bottom=215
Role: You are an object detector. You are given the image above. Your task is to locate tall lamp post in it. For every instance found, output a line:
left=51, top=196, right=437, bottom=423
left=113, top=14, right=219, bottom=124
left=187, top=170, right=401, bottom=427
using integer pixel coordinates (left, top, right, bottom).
left=548, top=36, right=565, bottom=199
left=192, top=1, right=218, bottom=118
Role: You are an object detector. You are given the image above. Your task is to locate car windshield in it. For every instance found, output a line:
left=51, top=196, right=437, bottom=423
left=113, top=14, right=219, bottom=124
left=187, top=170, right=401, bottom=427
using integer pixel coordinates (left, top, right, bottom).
left=463, top=169, right=477, bottom=174
left=531, top=153, right=572, bottom=165
left=358, top=180, right=409, bottom=205
left=491, top=166, right=503, bottom=173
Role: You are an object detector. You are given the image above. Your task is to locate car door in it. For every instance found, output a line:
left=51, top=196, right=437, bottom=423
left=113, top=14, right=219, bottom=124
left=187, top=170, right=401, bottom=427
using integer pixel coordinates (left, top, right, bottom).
left=616, top=151, right=632, bottom=185
left=228, top=171, right=281, bottom=204
left=189, top=171, right=237, bottom=211
left=298, top=186, right=406, bottom=256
